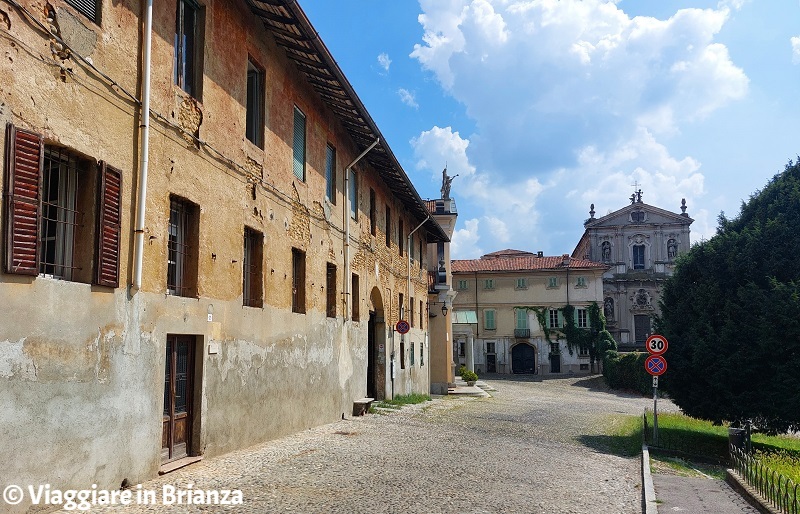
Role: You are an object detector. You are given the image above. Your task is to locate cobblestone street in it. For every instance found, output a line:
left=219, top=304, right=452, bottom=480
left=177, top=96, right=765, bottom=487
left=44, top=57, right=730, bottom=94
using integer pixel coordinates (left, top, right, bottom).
left=64, top=376, right=676, bottom=514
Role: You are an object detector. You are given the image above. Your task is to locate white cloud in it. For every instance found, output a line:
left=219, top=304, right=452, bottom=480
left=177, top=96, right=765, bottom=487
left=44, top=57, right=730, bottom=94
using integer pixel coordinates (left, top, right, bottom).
left=398, top=88, right=419, bottom=108
left=377, top=52, right=392, bottom=72
left=792, top=36, right=800, bottom=64
left=451, top=218, right=482, bottom=259
left=408, top=0, right=745, bottom=256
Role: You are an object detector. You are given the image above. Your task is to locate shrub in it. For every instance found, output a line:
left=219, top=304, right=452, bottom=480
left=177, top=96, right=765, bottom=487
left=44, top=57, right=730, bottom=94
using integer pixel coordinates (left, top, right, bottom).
left=457, top=365, right=467, bottom=377
left=603, top=351, right=652, bottom=395
left=462, top=370, right=479, bottom=383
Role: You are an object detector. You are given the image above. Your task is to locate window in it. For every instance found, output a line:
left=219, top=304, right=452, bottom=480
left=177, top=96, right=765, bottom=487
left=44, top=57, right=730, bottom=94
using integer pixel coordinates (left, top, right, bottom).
left=420, top=343, right=424, bottom=366
left=516, top=278, right=527, bottom=289
left=323, top=145, right=336, bottom=204
left=65, top=0, right=100, bottom=24
left=576, top=308, right=588, bottom=328
left=243, top=227, right=263, bottom=307
left=351, top=274, right=360, bottom=321
left=420, top=300, right=424, bottom=330
left=291, top=248, right=306, bottom=313
left=484, top=279, right=494, bottom=289
left=635, top=315, right=651, bottom=343
left=633, top=244, right=645, bottom=270
left=459, top=342, right=465, bottom=357
left=174, top=0, right=203, bottom=98
left=410, top=343, right=415, bottom=367
left=576, top=276, right=587, bottom=287
left=369, top=189, right=376, bottom=236
left=484, top=309, right=496, bottom=330
left=398, top=219, right=404, bottom=256
left=348, top=169, right=357, bottom=219
left=400, top=342, right=406, bottom=369
left=548, top=309, right=560, bottom=328
left=245, top=58, right=264, bottom=147
left=410, top=296, right=414, bottom=327
left=292, top=106, right=306, bottom=181
left=168, top=196, right=199, bottom=297
left=4, top=127, right=122, bottom=287
left=548, top=277, right=558, bottom=288
left=326, top=263, right=336, bottom=318
left=550, top=342, right=560, bottom=354
left=398, top=293, right=404, bottom=322
left=579, top=346, right=589, bottom=357
left=385, top=205, right=391, bottom=247
left=487, top=342, right=496, bottom=354
left=457, top=280, right=468, bottom=290
left=516, top=309, right=528, bottom=330
left=631, top=211, right=645, bottom=223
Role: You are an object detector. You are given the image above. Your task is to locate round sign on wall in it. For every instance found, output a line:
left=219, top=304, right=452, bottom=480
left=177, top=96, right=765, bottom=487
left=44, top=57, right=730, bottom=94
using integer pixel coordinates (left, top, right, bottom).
left=645, top=334, right=668, bottom=356
left=395, top=320, right=410, bottom=334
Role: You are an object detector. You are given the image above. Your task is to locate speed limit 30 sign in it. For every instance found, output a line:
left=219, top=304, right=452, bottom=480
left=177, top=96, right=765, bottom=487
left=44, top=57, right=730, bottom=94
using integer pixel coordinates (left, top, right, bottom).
left=645, top=334, right=668, bottom=356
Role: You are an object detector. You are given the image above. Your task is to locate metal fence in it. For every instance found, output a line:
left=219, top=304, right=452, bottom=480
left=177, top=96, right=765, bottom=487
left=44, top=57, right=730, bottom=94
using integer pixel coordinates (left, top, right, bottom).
left=729, top=445, right=799, bottom=514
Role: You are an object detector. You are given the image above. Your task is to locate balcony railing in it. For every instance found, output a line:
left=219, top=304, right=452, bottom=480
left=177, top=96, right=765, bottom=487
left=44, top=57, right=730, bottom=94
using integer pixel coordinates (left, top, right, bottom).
left=514, top=328, right=531, bottom=338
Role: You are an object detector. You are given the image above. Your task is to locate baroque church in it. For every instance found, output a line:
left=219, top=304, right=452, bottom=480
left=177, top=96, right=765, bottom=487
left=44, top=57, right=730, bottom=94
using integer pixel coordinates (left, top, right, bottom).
left=572, top=191, right=693, bottom=350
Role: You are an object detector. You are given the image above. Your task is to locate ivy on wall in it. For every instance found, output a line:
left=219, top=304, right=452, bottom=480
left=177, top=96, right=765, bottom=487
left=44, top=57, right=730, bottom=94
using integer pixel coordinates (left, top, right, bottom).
left=515, top=302, right=617, bottom=371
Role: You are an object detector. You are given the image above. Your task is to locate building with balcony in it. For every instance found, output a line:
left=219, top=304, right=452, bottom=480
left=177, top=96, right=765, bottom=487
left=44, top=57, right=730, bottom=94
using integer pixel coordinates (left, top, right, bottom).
left=451, top=250, right=607, bottom=375
left=572, top=192, right=693, bottom=350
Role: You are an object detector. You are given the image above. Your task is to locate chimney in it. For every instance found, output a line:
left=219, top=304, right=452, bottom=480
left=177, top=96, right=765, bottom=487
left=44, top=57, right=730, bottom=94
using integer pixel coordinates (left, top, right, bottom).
left=562, top=254, right=570, bottom=266
left=537, top=251, right=543, bottom=258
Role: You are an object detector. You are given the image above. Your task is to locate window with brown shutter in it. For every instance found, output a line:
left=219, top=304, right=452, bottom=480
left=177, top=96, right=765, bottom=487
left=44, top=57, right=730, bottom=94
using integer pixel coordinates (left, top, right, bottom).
left=4, top=124, right=43, bottom=275
left=291, top=248, right=306, bottom=313
left=95, top=162, right=121, bottom=287
left=4, top=124, right=122, bottom=286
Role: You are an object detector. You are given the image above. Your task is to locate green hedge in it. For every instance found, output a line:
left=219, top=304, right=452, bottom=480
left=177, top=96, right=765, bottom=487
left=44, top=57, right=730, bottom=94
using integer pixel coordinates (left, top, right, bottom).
left=603, top=351, right=652, bottom=396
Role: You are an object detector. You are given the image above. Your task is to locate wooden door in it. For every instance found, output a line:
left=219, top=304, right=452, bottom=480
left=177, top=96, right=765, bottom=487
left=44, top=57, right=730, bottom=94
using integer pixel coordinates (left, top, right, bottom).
left=162, top=335, right=194, bottom=463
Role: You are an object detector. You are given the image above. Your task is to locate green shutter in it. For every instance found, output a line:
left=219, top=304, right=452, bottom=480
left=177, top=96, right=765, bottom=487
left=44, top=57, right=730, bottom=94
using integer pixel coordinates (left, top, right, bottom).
left=516, top=309, right=527, bottom=329
left=485, top=310, right=496, bottom=330
left=292, top=107, right=305, bottom=181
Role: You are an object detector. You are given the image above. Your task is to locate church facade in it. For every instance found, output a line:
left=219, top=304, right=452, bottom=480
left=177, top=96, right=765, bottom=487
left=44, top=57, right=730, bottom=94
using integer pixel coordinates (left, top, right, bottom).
left=572, top=192, right=693, bottom=350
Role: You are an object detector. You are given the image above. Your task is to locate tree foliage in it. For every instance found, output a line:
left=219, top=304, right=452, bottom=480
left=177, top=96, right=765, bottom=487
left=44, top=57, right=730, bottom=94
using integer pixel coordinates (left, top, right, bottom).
left=659, top=159, right=800, bottom=434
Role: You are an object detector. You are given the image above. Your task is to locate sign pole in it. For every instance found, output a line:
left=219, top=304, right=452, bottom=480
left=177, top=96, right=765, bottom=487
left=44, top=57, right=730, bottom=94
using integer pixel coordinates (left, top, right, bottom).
left=653, top=376, right=658, bottom=446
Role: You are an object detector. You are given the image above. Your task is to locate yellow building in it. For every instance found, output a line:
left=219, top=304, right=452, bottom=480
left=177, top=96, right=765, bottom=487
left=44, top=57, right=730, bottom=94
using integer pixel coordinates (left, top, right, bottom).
left=451, top=250, right=607, bottom=375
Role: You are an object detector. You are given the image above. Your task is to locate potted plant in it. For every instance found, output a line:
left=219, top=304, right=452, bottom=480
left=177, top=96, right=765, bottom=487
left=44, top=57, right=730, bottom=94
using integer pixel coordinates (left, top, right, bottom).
left=461, top=370, right=478, bottom=386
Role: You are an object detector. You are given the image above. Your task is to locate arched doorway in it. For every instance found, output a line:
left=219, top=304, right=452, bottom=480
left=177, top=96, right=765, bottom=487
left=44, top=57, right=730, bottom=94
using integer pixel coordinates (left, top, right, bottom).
left=512, top=343, right=536, bottom=374
left=368, top=287, right=386, bottom=400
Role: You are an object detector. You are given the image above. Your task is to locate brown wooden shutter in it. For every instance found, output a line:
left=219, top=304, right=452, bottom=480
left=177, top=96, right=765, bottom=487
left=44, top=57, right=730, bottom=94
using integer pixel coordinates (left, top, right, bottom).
left=4, top=124, right=43, bottom=275
left=95, top=161, right=122, bottom=287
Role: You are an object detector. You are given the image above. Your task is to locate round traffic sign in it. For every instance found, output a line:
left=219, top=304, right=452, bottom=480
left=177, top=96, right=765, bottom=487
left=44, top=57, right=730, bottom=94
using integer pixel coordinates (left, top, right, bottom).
left=395, top=320, right=410, bottom=334
left=645, top=355, right=668, bottom=376
left=645, top=334, right=669, bottom=356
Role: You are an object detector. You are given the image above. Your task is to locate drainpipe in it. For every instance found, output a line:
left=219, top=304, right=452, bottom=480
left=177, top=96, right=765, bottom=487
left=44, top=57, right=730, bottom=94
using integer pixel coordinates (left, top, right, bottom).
left=406, top=215, right=430, bottom=320
left=132, top=0, right=153, bottom=292
left=343, top=139, right=379, bottom=318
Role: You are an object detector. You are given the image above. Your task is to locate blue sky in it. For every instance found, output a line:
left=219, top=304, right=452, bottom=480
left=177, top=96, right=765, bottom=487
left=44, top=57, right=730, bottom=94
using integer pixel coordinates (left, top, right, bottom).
left=300, top=0, right=800, bottom=259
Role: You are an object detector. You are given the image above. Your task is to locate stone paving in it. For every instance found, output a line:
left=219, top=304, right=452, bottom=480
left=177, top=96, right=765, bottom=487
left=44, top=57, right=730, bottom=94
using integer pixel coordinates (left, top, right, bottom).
left=55, top=375, right=678, bottom=514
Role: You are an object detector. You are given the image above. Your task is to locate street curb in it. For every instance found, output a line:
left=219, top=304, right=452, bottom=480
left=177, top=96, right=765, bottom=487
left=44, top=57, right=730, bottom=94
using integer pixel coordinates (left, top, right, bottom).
left=725, top=469, right=780, bottom=514
left=642, top=445, right=658, bottom=514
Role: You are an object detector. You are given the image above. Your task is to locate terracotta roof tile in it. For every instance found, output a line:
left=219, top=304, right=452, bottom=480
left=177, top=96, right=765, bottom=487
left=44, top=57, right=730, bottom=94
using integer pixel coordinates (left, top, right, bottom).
left=452, top=254, right=607, bottom=273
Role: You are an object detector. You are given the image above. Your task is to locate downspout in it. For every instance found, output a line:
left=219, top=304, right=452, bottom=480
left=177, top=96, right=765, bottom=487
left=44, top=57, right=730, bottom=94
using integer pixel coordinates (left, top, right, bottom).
left=132, top=0, right=153, bottom=292
left=406, top=215, right=430, bottom=320
left=405, top=215, right=429, bottom=392
left=343, top=139, right=379, bottom=318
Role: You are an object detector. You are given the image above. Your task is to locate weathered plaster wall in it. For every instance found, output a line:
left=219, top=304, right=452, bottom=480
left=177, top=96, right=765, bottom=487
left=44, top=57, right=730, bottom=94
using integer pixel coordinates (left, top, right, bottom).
left=0, top=1, right=432, bottom=511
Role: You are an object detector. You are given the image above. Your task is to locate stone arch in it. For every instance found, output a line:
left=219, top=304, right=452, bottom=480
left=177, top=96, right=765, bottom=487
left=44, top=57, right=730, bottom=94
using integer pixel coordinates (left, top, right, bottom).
left=367, top=287, right=386, bottom=400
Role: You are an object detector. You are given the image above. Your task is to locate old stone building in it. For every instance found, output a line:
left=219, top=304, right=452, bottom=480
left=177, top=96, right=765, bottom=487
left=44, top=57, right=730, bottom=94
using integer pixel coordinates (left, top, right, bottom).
left=572, top=192, right=693, bottom=350
left=0, top=0, right=446, bottom=508
left=451, top=250, right=607, bottom=376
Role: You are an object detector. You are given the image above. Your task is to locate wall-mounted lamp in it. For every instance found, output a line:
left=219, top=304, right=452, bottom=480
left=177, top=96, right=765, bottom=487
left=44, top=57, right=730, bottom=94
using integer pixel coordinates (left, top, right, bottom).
left=441, top=304, right=449, bottom=316
left=428, top=302, right=449, bottom=317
